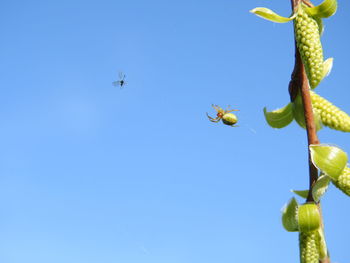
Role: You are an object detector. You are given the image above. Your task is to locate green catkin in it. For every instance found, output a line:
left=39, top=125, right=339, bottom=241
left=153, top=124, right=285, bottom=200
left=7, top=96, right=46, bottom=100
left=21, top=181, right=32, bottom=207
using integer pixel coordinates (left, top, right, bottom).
left=294, top=5, right=324, bottom=89
left=299, top=231, right=320, bottom=263
left=311, top=91, right=350, bottom=132
left=332, top=167, right=350, bottom=196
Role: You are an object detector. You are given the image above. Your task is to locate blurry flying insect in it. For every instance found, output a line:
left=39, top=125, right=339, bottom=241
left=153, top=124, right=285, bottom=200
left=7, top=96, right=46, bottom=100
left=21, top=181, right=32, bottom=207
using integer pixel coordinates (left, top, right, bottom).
left=206, top=104, right=239, bottom=127
left=112, top=72, right=126, bottom=88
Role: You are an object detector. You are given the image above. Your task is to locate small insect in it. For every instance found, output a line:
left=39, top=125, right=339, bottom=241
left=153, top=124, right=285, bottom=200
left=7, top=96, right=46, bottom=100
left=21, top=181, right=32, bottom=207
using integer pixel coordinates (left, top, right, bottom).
left=206, top=104, right=239, bottom=127
left=112, top=72, right=126, bottom=88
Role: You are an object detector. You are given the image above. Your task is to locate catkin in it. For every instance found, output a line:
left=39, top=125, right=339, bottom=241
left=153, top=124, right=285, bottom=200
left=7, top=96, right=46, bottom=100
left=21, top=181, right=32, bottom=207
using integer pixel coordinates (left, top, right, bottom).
left=294, top=5, right=324, bottom=89
left=299, top=231, right=320, bottom=263
left=332, top=167, right=350, bottom=196
left=311, top=91, right=350, bottom=132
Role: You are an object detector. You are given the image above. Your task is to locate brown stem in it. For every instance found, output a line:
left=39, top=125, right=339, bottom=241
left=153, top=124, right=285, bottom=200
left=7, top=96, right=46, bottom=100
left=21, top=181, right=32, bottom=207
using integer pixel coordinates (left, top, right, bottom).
left=289, top=0, right=319, bottom=203
left=288, top=45, right=319, bottom=203
left=297, top=50, right=320, bottom=202
left=289, top=1, right=329, bottom=262
left=291, top=0, right=301, bottom=10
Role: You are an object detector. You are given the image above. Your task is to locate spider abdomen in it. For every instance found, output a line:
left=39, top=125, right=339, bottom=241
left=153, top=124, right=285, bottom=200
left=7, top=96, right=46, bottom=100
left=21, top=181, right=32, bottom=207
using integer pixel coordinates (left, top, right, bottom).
left=222, top=113, right=238, bottom=126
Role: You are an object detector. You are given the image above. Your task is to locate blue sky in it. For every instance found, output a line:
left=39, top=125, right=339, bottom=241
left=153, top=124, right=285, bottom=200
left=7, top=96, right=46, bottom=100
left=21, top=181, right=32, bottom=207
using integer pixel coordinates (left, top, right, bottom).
left=1, top=1, right=350, bottom=263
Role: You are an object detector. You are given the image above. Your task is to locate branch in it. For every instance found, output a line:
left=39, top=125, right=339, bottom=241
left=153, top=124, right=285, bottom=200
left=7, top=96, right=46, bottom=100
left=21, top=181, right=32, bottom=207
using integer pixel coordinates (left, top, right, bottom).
left=289, top=0, right=319, bottom=204
left=289, top=1, right=330, bottom=263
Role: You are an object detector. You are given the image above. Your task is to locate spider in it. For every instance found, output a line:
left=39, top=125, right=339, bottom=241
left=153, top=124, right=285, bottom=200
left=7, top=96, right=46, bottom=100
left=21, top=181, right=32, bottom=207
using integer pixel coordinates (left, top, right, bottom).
left=112, top=72, right=126, bottom=88
left=206, top=104, right=239, bottom=127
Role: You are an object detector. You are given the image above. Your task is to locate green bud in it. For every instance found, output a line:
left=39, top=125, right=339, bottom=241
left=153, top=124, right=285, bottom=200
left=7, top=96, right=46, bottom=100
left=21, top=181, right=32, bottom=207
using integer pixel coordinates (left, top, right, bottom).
left=299, top=231, right=320, bottom=263
left=311, top=91, right=350, bottom=132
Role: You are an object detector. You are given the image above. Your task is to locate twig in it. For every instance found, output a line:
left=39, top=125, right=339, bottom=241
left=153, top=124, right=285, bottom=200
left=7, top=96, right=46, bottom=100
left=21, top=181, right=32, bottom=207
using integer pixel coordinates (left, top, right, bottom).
left=289, top=1, right=329, bottom=263
left=289, top=0, right=319, bottom=203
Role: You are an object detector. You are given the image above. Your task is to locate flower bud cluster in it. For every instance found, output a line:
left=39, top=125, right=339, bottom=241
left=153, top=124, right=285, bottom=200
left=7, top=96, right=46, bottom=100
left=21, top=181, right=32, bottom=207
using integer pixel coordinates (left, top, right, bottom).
left=294, top=6, right=324, bottom=89
left=333, top=167, right=350, bottom=196
left=299, top=231, right=320, bottom=263
left=311, top=91, right=350, bottom=132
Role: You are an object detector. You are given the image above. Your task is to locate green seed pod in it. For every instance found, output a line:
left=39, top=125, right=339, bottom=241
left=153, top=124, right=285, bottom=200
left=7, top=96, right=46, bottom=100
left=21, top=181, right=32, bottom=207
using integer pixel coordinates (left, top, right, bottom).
left=332, top=166, right=350, bottom=196
left=311, top=91, right=350, bottom=132
left=222, top=113, right=238, bottom=126
left=299, top=231, right=320, bottom=263
left=298, top=203, right=321, bottom=232
left=294, top=5, right=324, bottom=89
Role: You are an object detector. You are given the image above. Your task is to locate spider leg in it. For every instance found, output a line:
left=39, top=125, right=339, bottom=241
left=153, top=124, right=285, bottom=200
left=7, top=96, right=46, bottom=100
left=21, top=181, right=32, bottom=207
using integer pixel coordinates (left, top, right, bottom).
left=226, top=109, right=239, bottom=113
left=206, top=113, right=221, bottom=122
left=212, top=104, right=222, bottom=112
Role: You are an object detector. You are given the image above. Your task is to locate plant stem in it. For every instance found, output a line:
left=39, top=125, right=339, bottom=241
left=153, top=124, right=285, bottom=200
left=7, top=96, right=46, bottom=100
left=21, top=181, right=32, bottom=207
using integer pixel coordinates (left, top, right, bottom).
left=289, top=0, right=319, bottom=203
left=289, top=1, right=330, bottom=263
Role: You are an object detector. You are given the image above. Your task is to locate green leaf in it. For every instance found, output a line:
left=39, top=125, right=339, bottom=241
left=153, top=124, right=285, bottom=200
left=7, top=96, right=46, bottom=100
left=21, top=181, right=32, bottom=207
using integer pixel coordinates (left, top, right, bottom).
left=317, top=228, right=328, bottom=260
left=312, top=109, right=323, bottom=131
left=322, top=58, right=333, bottom=78
left=250, top=7, right=296, bottom=23
left=292, top=189, right=309, bottom=199
left=263, top=103, right=294, bottom=128
left=293, top=95, right=306, bottom=128
left=281, top=197, right=299, bottom=232
left=298, top=203, right=321, bottom=232
left=310, top=144, right=348, bottom=180
left=315, top=17, right=324, bottom=35
left=292, top=94, right=323, bottom=130
left=312, top=174, right=331, bottom=202
left=304, top=0, right=337, bottom=18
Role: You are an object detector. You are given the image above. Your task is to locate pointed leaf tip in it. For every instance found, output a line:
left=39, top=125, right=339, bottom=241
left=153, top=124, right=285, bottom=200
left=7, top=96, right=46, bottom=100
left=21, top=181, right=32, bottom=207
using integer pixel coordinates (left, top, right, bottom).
left=250, top=7, right=295, bottom=23
left=323, top=58, right=333, bottom=78
left=292, top=189, right=309, bottom=199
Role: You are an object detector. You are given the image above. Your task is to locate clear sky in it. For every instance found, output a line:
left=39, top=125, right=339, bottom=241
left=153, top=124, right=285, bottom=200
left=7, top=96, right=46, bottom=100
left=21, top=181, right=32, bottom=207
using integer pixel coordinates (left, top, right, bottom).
left=1, top=1, right=350, bottom=263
